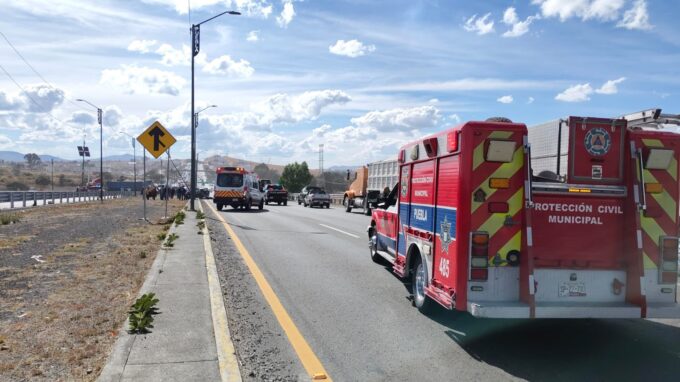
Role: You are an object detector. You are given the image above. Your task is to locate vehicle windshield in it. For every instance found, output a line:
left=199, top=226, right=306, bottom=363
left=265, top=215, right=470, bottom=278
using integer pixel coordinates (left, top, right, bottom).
left=268, top=185, right=283, bottom=190
left=216, top=173, right=244, bottom=187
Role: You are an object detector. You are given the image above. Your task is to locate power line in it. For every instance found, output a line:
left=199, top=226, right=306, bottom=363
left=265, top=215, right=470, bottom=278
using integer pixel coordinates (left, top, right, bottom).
left=0, top=29, right=89, bottom=112
left=0, top=63, right=81, bottom=133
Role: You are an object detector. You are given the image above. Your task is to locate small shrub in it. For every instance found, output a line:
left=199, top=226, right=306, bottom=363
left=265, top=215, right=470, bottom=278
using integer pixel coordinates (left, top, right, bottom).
left=35, top=174, right=51, bottom=186
left=174, top=211, right=186, bottom=225
left=0, top=213, right=20, bottom=225
left=196, top=211, right=205, bottom=220
left=164, top=233, right=179, bottom=247
left=6, top=181, right=28, bottom=191
left=139, top=251, right=147, bottom=259
left=157, top=232, right=166, bottom=241
left=128, top=293, right=159, bottom=334
left=197, top=221, right=205, bottom=230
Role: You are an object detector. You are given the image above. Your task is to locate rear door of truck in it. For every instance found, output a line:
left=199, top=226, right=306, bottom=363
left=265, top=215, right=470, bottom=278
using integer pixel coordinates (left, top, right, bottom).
left=530, top=117, right=640, bottom=318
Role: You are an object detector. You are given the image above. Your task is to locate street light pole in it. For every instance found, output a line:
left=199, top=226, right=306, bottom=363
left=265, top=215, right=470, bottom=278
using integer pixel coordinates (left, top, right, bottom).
left=120, top=132, right=137, bottom=192
left=76, top=98, right=104, bottom=203
left=190, top=11, right=239, bottom=211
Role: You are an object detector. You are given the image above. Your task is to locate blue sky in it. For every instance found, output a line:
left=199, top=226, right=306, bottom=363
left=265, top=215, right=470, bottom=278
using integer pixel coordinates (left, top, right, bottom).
left=0, top=0, right=677, bottom=166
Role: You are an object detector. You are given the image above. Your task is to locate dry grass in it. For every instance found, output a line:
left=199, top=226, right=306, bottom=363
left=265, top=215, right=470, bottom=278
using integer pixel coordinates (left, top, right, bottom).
left=0, top=198, right=184, bottom=381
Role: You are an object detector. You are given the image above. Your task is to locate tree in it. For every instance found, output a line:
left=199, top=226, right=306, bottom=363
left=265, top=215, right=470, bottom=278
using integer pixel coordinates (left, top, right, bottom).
left=6, top=181, right=28, bottom=191
left=279, top=161, right=313, bottom=193
left=253, top=163, right=280, bottom=184
left=312, top=171, right=350, bottom=193
left=24, top=153, right=41, bottom=169
left=35, top=174, right=51, bottom=187
left=118, top=175, right=127, bottom=182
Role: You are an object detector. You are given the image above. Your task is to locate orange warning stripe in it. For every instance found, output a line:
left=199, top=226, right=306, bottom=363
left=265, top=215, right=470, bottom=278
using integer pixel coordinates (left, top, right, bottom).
left=214, top=190, right=244, bottom=198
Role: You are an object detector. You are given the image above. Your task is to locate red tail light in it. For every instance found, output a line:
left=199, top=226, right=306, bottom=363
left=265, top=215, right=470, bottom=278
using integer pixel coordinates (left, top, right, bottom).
left=659, top=236, right=679, bottom=284
left=470, top=232, right=489, bottom=281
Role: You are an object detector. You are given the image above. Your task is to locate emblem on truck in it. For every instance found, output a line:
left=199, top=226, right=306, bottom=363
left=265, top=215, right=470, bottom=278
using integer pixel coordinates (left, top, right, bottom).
left=440, top=215, right=452, bottom=252
left=584, top=127, right=611, bottom=156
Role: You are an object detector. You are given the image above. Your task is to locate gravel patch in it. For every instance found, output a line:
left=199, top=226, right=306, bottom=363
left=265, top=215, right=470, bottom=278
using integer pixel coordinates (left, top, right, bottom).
left=0, top=198, right=184, bottom=381
left=204, top=201, right=306, bottom=382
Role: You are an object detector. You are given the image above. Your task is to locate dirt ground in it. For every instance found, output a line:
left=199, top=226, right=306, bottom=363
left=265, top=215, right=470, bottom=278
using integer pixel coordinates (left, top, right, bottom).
left=0, top=197, right=185, bottom=381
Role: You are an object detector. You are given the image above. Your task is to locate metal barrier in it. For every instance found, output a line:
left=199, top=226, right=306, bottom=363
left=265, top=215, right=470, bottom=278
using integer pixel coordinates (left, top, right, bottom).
left=0, top=190, right=135, bottom=209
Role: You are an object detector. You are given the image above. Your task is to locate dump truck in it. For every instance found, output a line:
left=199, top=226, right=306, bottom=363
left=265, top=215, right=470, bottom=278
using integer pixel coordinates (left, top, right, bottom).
left=343, top=159, right=398, bottom=215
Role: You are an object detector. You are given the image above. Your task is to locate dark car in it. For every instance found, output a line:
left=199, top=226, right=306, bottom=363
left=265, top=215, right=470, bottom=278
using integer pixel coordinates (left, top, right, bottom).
left=264, top=184, right=288, bottom=205
left=297, top=185, right=322, bottom=205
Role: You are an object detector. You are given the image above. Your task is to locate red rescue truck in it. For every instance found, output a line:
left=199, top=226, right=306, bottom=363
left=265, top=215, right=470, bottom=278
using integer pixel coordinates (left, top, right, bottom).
left=368, top=110, right=680, bottom=318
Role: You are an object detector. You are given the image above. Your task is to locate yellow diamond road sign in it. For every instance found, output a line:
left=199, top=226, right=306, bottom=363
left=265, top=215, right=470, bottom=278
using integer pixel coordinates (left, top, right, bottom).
left=137, top=121, right=176, bottom=158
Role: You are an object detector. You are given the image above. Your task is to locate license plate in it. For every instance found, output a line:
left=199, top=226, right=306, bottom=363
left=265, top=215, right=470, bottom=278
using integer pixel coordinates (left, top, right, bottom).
left=559, top=282, right=586, bottom=297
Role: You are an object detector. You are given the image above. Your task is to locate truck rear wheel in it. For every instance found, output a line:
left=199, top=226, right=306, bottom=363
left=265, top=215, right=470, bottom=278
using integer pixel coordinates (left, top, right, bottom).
left=344, top=196, right=352, bottom=212
left=363, top=199, right=371, bottom=216
left=284, top=200, right=288, bottom=206
left=216, top=203, right=223, bottom=211
left=412, top=256, right=434, bottom=314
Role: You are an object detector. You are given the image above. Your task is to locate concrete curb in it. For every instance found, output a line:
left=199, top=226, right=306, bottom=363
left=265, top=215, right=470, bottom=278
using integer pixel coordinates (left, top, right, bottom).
left=98, top=209, right=177, bottom=382
left=199, top=201, right=242, bottom=382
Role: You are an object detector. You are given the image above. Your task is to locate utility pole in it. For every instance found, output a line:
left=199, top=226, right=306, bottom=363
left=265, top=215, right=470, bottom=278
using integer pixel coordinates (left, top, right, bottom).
left=190, top=9, right=240, bottom=211
left=76, top=99, right=104, bottom=202
left=319, top=144, right=324, bottom=189
left=51, top=158, right=54, bottom=191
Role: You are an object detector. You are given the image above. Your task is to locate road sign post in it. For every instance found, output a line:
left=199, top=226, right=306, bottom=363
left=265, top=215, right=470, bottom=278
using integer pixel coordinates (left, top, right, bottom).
left=138, top=121, right=176, bottom=223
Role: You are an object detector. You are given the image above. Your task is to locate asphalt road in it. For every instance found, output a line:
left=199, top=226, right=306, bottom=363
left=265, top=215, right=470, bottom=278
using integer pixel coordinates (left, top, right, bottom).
left=211, top=202, right=680, bottom=382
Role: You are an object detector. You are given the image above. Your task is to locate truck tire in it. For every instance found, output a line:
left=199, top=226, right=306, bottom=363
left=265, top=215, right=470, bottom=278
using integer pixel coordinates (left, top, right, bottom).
left=245, top=199, right=252, bottom=211
left=369, top=231, right=386, bottom=265
left=486, top=117, right=513, bottom=123
left=258, top=199, right=264, bottom=210
left=363, top=199, right=371, bottom=216
left=297, top=198, right=302, bottom=205
left=284, top=200, right=288, bottom=206
left=412, top=256, right=434, bottom=314
left=265, top=200, right=269, bottom=205
left=216, top=203, right=223, bottom=211
left=344, top=196, right=352, bottom=213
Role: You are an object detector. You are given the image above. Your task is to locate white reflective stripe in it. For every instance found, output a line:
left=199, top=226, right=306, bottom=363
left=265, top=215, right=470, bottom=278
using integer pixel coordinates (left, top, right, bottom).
left=527, top=227, right=533, bottom=247
left=630, top=141, right=637, bottom=156
left=640, top=276, right=646, bottom=296
left=633, top=186, right=640, bottom=204
left=529, top=275, right=535, bottom=295
left=636, top=229, right=643, bottom=249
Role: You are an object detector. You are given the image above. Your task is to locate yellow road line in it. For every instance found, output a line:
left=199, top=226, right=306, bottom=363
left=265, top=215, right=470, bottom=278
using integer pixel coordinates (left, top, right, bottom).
left=205, top=202, right=332, bottom=381
left=199, top=202, right=242, bottom=382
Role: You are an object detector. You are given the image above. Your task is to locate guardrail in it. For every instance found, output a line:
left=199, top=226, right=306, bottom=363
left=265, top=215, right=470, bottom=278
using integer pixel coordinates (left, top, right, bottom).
left=0, top=190, right=136, bottom=209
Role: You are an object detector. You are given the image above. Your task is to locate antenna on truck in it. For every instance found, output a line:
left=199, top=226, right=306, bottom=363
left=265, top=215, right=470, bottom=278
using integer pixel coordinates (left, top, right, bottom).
left=620, top=108, right=680, bottom=129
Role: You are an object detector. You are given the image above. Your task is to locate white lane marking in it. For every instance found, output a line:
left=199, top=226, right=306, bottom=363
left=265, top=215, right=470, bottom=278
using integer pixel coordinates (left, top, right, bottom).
left=319, top=223, right=360, bottom=239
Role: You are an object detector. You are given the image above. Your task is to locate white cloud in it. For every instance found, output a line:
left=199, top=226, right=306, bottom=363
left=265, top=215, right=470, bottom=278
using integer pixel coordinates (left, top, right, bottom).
left=276, top=0, right=295, bottom=28
left=100, top=65, right=186, bottom=96
left=0, top=134, right=13, bottom=149
left=127, top=39, right=157, bottom=53
left=142, top=0, right=273, bottom=18
left=251, top=89, right=351, bottom=127
left=555, top=83, right=594, bottom=102
left=329, top=39, right=376, bottom=58
left=595, top=77, right=626, bottom=94
left=364, top=78, right=555, bottom=92
left=531, top=0, right=626, bottom=22
left=463, top=13, right=495, bottom=35
left=502, top=7, right=539, bottom=37
left=497, top=95, right=514, bottom=104
left=103, top=106, right=123, bottom=126
left=0, top=85, right=65, bottom=113
left=70, top=111, right=96, bottom=125
left=350, top=105, right=441, bottom=132
left=449, top=114, right=461, bottom=123
left=527, top=96, right=535, bottom=104
left=155, top=43, right=191, bottom=66
left=617, top=0, right=652, bottom=30
left=428, top=98, right=439, bottom=103
left=246, top=30, right=260, bottom=42
left=202, top=55, right=255, bottom=78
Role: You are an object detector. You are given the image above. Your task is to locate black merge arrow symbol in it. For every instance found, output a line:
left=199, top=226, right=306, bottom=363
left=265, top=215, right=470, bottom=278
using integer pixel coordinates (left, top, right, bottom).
left=148, top=126, right=166, bottom=151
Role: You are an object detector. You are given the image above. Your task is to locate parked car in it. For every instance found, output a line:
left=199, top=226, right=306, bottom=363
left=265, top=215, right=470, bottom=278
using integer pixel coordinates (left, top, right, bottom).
left=304, top=189, right=331, bottom=208
left=264, top=184, right=288, bottom=205
left=297, top=185, right=322, bottom=205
